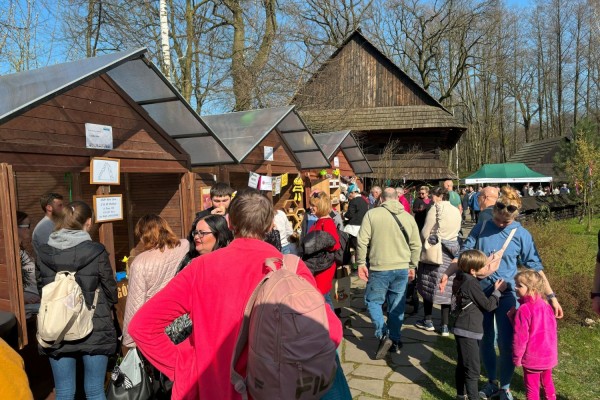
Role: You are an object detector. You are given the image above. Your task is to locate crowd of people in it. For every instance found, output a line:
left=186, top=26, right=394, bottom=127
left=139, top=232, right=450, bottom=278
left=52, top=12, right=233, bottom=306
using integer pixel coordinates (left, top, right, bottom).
left=5, top=177, right=580, bottom=400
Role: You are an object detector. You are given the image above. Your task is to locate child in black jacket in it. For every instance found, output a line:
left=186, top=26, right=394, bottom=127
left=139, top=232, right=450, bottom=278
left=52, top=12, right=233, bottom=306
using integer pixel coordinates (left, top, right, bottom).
left=453, top=250, right=507, bottom=400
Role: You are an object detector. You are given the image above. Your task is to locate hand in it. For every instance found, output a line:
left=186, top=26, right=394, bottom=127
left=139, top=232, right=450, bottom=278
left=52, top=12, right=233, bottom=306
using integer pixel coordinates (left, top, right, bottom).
left=594, top=297, right=600, bottom=316
left=506, top=306, right=516, bottom=321
left=439, top=274, right=448, bottom=293
left=550, top=297, right=564, bottom=319
left=358, top=265, right=369, bottom=282
left=494, top=279, right=506, bottom=292
left=211, top=206, right=226, bottom=216
left=408, top=269, right=415, bottom=282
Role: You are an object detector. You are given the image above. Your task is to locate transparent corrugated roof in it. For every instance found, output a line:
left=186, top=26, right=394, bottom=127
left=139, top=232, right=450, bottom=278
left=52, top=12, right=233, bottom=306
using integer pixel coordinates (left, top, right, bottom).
left=203, top=106, right=330, bottom=169
left=0, top=48, right=233, bottom=165
left=313, top=130, right=373, bottom=174
left=0, top=49, right=146, bottom=123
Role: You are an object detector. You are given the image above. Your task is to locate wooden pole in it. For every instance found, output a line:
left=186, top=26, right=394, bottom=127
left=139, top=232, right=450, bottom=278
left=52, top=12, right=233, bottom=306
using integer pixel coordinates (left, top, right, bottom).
left=96, top=185, right=116, bottom=273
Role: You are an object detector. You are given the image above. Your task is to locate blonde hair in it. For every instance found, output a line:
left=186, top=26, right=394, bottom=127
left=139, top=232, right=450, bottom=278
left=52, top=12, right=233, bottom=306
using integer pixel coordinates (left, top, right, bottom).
left=515, top=270, right=545, bottom=297
left=310, top=192, right=331, bottom=218
left=458, top=250, right=488, bottom=273
left=495, top=186, right=521, bottom=219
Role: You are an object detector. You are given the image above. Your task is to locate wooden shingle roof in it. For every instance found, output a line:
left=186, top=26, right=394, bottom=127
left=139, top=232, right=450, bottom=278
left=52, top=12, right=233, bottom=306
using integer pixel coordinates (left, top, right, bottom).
left=507, top=136, right=570, bottom=180
left=364, top=153, right=458, bottom=181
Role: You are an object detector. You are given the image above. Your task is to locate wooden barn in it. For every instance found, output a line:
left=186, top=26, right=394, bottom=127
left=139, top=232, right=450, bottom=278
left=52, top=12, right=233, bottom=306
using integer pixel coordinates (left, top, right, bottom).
left=292, top=29, right=467, bottom=184
left=170, top=106, right=331, bottom=211
left=0, top=48, right=229, bottom=347
left=507, top=136, right=570, bottom=183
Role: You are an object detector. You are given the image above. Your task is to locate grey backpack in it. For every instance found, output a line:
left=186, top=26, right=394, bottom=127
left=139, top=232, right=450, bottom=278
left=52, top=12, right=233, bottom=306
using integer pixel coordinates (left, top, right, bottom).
left=230, top=254, right=337, bottom=399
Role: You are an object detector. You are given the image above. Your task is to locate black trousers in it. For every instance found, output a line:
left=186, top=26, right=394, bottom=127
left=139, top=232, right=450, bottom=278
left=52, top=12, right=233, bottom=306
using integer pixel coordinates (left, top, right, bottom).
left=423, top=300, right=450, bottom=326
left=455, top=335, right=480, bottom=399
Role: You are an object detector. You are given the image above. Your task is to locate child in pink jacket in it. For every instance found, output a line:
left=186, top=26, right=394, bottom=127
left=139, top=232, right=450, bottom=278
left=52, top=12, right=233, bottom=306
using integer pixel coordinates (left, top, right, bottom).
left=512, top=270, right=558, bottom=400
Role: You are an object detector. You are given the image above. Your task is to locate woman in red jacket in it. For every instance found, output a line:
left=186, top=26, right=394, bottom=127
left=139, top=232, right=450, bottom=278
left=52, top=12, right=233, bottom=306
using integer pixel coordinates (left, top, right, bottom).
left=307, top=192, right=341, bottom=304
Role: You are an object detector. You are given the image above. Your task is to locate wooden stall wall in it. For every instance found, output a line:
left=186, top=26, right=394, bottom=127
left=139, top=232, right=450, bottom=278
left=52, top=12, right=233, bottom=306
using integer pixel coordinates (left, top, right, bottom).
left=0, top=164, right=27, bottom=347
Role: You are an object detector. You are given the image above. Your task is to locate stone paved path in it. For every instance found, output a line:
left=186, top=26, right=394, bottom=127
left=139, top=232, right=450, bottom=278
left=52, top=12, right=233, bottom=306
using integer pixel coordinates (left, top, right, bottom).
left=338, top=276, right=444, bottom=399
left=338, top=220, right=475, bottom=399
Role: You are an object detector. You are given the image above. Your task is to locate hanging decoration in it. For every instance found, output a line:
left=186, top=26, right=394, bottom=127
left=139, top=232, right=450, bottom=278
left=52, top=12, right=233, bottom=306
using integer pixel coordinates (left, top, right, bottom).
left=292, top=175, right=304, bottom=202
left=332, top=168, right=340, bottom=178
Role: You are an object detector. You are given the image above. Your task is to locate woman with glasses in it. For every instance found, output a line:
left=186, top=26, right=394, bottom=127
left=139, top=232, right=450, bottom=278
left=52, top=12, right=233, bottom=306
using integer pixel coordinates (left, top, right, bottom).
left=412, top=186, right=432, bottom=232
left=188, top=214, right=233, bottom=259
left=441, top=186, right=563, bottom=400
left=122, top=214, right=190, bottom=348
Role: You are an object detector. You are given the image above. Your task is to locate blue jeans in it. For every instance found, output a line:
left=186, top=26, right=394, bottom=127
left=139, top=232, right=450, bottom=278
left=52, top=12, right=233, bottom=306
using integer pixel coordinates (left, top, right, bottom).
left=281, top=243, right=297, bottom=255
left=480, top=280, right=518, bottom=390
left=49, top=354, right=108, bottom=400
left=364, top=269, right=409, bottom=342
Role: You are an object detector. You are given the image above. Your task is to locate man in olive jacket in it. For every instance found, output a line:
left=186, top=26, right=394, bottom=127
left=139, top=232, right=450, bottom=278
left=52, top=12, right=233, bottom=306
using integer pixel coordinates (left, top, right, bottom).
left=356, top=187, right=422, bottom=359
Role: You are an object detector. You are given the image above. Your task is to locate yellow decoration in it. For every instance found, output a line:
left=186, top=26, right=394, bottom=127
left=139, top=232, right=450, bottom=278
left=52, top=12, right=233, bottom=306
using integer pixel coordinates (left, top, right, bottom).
left=121, top=256, right=130, bottom=277
left=281, top=173, right=288, bottom=187
left=333, top=168, right=340, bottom=177
left=292, top=176, right=304, bottom=202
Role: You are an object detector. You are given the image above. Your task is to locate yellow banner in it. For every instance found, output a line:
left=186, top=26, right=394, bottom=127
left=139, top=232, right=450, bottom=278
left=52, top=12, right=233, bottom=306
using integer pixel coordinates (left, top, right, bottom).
left=281, top=173, right=288, bottom=187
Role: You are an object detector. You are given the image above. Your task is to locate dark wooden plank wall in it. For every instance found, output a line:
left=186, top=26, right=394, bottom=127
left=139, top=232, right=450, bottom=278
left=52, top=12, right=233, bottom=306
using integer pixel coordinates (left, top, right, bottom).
left=0, top=74, right=187, bottom=172
left=297, top=38, right=434, bottom=110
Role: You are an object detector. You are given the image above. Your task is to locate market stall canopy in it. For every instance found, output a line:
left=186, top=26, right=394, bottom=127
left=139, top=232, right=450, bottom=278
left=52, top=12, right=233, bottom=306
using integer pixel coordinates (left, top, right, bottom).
left=312, top=130, right=372, bottom=174
left=0, top=48, right=233, bottom=166
left=465, top=163, right=552, bottom=184
left=201, top=105, right=331, bottom=169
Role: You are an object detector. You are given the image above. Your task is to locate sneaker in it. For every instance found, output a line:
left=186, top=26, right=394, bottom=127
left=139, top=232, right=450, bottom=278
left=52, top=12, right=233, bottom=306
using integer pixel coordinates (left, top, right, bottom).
left=415, top=319, right=435, bottom=331
left=440, top=325, right=450, bottom=336
left=498, top=389, right=514, bottom=400
left=374, top=334, right=393, bottom=360
left=479, top=381, right=500, bottom=399
left=389, top=340, right=403, bottom=354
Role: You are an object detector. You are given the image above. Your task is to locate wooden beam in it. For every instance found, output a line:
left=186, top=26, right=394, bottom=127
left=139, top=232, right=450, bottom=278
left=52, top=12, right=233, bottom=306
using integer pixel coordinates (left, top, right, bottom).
left=96, top=186, right=116, bottom=273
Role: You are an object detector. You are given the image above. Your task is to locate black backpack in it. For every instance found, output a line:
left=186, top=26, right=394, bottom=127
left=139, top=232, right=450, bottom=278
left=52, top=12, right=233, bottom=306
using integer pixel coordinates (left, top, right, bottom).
left=334, top=228, right=352, bottom=266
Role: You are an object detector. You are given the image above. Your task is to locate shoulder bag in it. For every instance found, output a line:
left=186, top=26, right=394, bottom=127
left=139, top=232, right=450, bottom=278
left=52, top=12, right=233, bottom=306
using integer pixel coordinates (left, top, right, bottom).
left=420, top=204, right=443, bottom=265
left=475, top=221, right=517, bottom=278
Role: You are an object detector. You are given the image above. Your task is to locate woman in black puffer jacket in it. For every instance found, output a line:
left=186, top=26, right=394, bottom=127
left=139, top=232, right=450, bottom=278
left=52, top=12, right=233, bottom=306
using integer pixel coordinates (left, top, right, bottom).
left=37, top=201, right=117, bottom=400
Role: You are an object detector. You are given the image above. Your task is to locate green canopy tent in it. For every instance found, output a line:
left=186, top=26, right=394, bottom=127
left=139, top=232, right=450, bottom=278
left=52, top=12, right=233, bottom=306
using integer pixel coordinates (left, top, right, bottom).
left=464, top=163, right=552, bottom=185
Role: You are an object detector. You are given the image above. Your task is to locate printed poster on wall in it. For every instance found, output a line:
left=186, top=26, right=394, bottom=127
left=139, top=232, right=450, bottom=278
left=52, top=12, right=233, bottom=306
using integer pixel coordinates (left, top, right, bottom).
left=259, top=175, right=272, bottom=191
left=85, top=123, right=113, bottom=150
left=248, top=172, right=260, bottom=189
left=333, top=156, right=340, bottom=168
left=281, top=173, right=288, bottom=187
left=273, top=176, right=281, bottom=195
left=93, top=194, right=123, bottom=223
left=264, top=146, right=274, bottom=161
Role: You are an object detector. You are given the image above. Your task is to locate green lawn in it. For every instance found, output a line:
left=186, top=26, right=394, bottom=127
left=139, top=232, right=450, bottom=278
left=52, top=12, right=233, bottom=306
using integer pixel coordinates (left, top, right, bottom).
left=419, top=217, right=600, bottom=399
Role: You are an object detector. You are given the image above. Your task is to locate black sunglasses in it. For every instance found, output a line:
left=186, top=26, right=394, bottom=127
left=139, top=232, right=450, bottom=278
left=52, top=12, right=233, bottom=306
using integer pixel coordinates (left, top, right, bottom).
left=495, top=202, right=518, bottom=213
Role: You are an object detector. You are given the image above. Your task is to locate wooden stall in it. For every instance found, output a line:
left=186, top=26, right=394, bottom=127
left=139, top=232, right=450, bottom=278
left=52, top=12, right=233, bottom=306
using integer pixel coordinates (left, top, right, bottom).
left=169, top=106, right=331, bottom=219
left=0, top=49, right=227, bottom=347
left=311, top=130, right=373, bottom=203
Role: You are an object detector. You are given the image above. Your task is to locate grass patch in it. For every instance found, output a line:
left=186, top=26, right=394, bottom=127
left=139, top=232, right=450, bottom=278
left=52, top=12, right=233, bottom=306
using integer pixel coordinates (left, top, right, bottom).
left=419, top=217, right=600, bottom=399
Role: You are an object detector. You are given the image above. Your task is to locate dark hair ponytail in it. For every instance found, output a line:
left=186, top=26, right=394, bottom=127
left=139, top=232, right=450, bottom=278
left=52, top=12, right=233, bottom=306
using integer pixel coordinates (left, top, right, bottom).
left=55, top=201, right=93, bottom=230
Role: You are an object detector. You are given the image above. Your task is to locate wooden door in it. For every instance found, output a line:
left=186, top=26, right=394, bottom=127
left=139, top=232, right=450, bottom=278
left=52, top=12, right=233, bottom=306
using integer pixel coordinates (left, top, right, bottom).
left=0, top=163, right=27, bottom=347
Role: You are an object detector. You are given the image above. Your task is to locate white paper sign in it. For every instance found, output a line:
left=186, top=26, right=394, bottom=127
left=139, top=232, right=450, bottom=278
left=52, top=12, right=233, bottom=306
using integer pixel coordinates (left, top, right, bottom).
left=273, top=176, right=281, bottom=195
left=333, top=156, right=340, bottom=167
left=93, top=195, right=123, bottom=223
left=264, top=146, right=274, bottom=161
left=259, top=175, right=272, bottom=191
left=90, top=158, right=120, bottom=185
left=248, top=172, right=260, bottom=189
left=85, top=123, right=113, bottom=150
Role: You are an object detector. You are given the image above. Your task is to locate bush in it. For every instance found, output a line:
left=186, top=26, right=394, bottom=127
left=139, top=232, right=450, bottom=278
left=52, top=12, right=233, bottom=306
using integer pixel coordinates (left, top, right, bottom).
left=532, top=205, right=553, bottom=224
